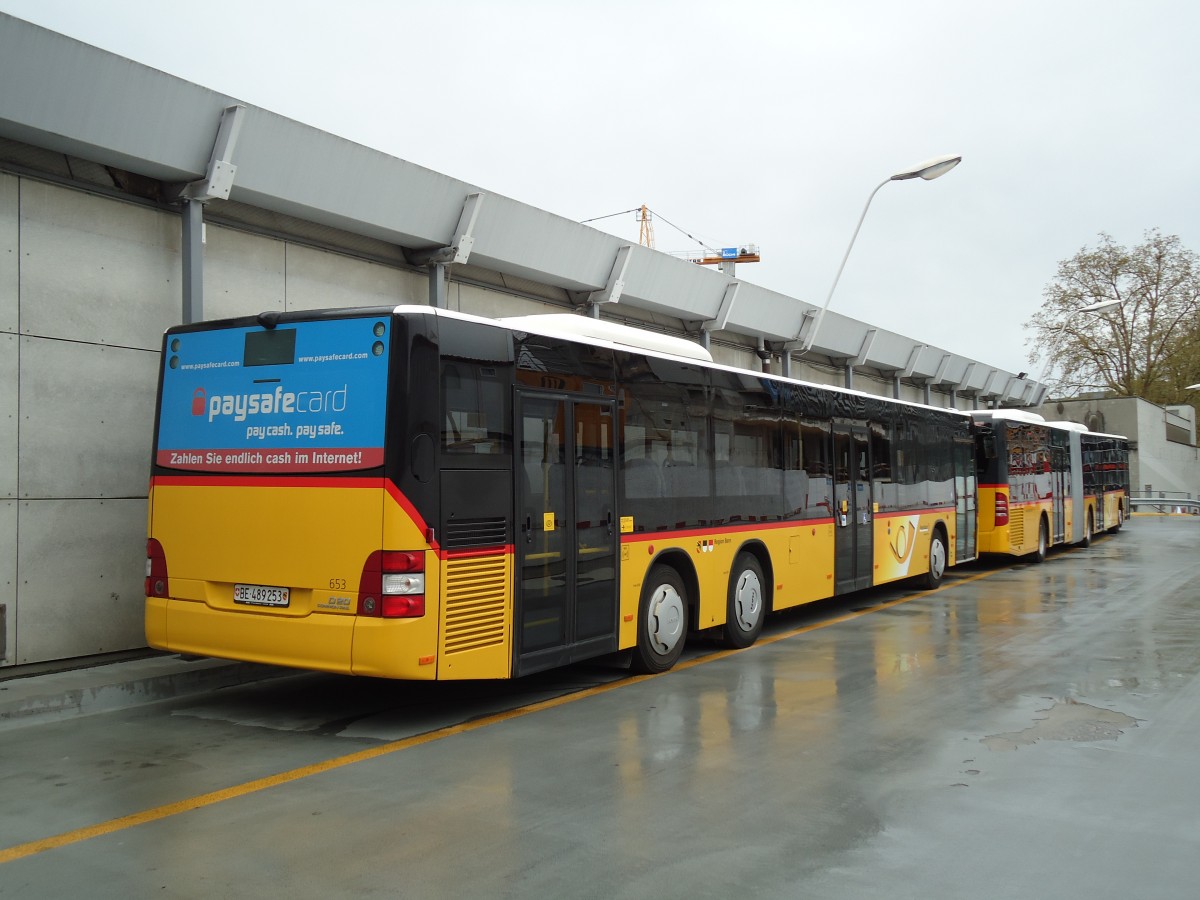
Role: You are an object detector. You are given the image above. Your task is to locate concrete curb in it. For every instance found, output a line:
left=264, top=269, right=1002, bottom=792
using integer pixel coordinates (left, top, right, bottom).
left=0, top=654, right=290, bottom=731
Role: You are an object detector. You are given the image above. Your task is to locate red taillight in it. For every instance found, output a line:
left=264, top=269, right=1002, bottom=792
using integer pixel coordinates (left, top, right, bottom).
left=381, top=594, right=426, bottom=618
left=994, top=493, right=1009, bottom=527
left=145, top=538, right=170, bottom=597
left=358, top=550, right=426, bottom=618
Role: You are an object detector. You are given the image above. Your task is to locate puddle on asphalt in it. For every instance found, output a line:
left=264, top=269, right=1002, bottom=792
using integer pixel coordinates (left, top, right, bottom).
left=982, top=698, right=1139, bottom=751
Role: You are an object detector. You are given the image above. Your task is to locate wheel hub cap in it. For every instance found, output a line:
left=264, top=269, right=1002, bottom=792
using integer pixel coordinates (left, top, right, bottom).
left=648, top=585, right=684, bottom=655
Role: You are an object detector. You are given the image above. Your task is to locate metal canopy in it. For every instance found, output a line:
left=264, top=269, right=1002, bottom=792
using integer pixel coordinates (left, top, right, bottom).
left=0, top=12, right=1035, bottom=405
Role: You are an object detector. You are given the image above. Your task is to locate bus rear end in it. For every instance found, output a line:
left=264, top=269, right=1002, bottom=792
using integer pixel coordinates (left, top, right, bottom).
left=145, top=310, right=438, bottom=679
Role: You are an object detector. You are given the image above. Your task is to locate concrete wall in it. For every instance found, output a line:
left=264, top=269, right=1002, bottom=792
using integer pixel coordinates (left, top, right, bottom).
left=0, top=174, right=434, bottom=667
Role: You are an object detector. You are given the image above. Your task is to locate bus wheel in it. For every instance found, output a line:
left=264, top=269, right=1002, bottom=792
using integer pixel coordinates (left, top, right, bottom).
left=723, top=552, right=766, bottom=648
left=1081, top=511, right=1093, bottom=548
left=1033, top=518, right=1049, bottom=563
left=1109, top=507, right=1124, bottom=533
left=631, top=565, right=687, bottom=674
left=923, top=528, right=948, bottom=589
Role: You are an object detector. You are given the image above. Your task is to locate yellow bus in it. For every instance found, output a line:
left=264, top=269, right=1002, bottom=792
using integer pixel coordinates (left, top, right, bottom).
left=147, top=307, right=978, bottom=679
left=970, top=411, right=1129, bottom=560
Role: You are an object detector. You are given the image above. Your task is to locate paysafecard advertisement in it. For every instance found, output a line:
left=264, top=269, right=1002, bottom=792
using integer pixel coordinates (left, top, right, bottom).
left=156, top=318, right=389, bottom=473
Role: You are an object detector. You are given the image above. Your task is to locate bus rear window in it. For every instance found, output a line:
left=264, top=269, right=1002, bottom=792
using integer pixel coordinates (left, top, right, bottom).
left=244, top=328, right=296, bottom=367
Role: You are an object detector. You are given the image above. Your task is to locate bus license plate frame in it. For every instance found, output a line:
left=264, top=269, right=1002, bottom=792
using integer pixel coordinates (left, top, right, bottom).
left=233, top=583, right=291, bottom=608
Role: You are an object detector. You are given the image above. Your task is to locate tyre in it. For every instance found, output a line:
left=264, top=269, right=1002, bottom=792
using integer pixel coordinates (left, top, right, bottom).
left=923, top=527, right=948, bottom=589
left=1109, top=506, right=1124, bottom=533
left=1080, top=510, right=1093, bottom=548
left=1033, top=517, right=1048, bottom=563
left=630, top=564, right=688, bottom=674
left=723, top=552, right=767, bottom=648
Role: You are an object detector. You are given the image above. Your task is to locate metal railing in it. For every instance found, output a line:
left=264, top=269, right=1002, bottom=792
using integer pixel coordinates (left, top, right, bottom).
left=1130, top=496, right=1200, bottom=514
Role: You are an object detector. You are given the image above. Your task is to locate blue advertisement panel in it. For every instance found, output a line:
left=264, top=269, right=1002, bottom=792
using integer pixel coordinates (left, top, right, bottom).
left=157, top=316, right=390, bottom=473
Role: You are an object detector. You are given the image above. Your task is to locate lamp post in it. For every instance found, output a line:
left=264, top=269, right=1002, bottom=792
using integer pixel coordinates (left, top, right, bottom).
left=799, top=153, right=962, bottom=356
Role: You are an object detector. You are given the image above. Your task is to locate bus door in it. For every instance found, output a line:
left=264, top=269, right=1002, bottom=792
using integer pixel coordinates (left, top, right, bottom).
left=953, top=438, right=977, bottom=562
left=1051, top=443, right=1067, bottom=543
left=833, top=424, right=873, bottom=594
left=515, top=392, right=618, bottom=675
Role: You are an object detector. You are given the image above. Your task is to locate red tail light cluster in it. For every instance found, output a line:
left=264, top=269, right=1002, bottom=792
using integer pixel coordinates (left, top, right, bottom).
left=145, top=539, right=170, bottom=597
left=994, top=493, right=1010, bottom=527
left=358, top=551, right=425, bottom=618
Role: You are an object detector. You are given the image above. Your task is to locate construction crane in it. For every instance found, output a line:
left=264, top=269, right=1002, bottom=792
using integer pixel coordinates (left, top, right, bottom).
left=585, top=205, right=759, bottom=268
left=637, top=204, right=655, bottom=249
left=636, top=205, right=759, bottom=266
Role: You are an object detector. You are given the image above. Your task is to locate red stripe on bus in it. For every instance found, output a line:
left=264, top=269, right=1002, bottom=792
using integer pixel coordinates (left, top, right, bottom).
left=874, top=507, right=954, bottom=519
left=621, top=518, right=837, bottom=543
left=382, top=479, right=433, bottom=544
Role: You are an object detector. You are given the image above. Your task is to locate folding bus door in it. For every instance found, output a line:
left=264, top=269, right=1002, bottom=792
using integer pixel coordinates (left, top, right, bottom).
left=954, top=438, right=977, bottom=562
left=834, top=424, right=873, bottom=594
left=515, top=392, right=618, bottom=675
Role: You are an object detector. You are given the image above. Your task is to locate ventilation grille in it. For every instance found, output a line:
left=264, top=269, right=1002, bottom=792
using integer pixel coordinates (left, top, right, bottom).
left=1009, top=507, right=1025, bottom=547
left=443, top=517, right=508, bottom=551
left=443, top=554, right=509, bottom=655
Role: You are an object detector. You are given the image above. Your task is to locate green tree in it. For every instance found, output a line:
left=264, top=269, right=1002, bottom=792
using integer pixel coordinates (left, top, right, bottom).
left=1027, top=230, right=1200, bottom=403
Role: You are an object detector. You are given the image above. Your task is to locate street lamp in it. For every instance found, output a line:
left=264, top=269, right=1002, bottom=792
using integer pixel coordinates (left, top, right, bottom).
left=799, top=153, right=962, bottom=355
left=1076, top=299, right=1122, bottom=314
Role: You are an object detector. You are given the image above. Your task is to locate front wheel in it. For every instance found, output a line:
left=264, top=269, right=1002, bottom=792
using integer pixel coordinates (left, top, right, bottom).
left=723, top=552, right=767, bottom=648
left=631, top=565, right=688, bottom=674
left=923, top=528, right=948, bottom=589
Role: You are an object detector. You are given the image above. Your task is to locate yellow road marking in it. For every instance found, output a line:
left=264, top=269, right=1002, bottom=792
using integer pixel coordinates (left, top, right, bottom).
left=0, top=561, right=1019, bottom=865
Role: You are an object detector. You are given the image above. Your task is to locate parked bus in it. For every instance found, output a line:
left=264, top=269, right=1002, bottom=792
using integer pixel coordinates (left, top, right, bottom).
left=147, top=306, right=978, bottom=680
left=970, top=411, right=1129, bottom=560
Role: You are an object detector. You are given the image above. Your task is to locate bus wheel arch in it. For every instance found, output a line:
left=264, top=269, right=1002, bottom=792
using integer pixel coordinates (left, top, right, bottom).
left=923, top=523, right=949, bottom=589
left=1081, top=508, right=1094, bottom=547
left=723, top=543, right=771, bottom=648
left=631, top=552, right=695, bottom=674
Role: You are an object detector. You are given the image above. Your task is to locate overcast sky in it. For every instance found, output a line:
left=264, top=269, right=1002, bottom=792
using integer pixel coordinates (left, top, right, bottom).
left=3, top=0, right=1197, bottom=375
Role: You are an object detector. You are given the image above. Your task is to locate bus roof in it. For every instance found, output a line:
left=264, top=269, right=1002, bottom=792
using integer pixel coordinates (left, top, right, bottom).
left=969, top=409, right=1047, bottom=425
left=393, top=305, right=974, bottom=421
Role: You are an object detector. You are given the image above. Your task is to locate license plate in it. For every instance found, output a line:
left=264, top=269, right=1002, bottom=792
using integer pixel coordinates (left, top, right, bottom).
left=233, top=583, right=290, bottom=608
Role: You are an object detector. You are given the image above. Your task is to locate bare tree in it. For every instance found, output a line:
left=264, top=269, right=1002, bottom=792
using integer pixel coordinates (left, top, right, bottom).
left=1027, top=230, right=1200, bottom=402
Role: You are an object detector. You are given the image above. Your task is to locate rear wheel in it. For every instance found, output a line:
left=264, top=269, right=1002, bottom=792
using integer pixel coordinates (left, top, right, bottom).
left=631, top=565, right=688, bottom=674
left=923, top=527, right=948, bottom=589
left=1109, top=506, right=1124, bottom=533
left=723, top=552, right=766, bottom=648
left=1081, top=510, right=1093, bottom=548
left=1033, top=517, right=1049, bottom=563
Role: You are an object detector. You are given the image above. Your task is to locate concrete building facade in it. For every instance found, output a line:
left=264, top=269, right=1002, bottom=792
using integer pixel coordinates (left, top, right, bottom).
left=1038, top=395, right=1200, bottom=501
